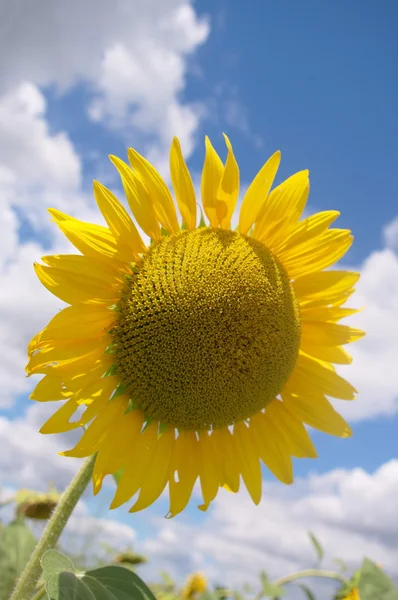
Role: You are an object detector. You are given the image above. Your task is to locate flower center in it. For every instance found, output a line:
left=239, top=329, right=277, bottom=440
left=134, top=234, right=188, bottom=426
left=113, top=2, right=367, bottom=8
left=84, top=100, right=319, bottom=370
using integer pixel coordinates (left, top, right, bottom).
left=113, top=228, right=300, bottom=430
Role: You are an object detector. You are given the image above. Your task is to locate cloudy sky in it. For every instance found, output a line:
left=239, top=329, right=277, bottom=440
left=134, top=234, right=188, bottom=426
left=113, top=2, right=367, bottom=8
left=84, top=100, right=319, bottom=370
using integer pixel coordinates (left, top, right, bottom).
left=0, top=0, right=397, bottom=598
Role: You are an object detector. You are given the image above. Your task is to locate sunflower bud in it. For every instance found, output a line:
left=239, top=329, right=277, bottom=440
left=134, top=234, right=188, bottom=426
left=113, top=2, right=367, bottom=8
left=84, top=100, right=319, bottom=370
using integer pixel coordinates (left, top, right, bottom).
left=15, top=488, right=60, bottom=520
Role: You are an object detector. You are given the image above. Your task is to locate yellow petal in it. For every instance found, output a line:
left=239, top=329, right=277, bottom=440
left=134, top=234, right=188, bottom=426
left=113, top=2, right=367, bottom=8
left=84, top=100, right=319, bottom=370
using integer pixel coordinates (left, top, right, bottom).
left=128, top=148, right=179, bottom=235
left=41, top=254, right=126, bottom=283
left=40, top=375, right=117, bottom=434
left=65, top=355, right=114, bottom=392
left=294, top=271, right=359, bottom=301
left=283, top=231, right=353, bottom=279
left=40, top=397, right=81, bottom=434
left=110, top=421, right=159, bottom=509
left=301, top=322, right=365, bottom=347
left=28, top=331, right=42, bottom=357
left=218, top=134, right=240, bottom=229
left=198, top=431, right=220, bottom=506
left=201, top=136, right=224, bottom=228
left=93, top=181, right=146, bottom=256
left=34, top=262, right=120, bottom=305
left=253, top=168, right=308, bottom=243
left=239, top=150, right=281, bottom=235
left=74, top=375, right=119, bottom=406
left=130, top=428, right=175, bottom=512
left=167, top=431, right=198, bottom=518
left=233, top=422, right=262, bottom=504
left=265, top=401, right=318, bottom=459
left=274, top=210, right=340, bottom=255
left=48, top=209, right=133, bottom=264
left=93, top=409, right=145, bottom=494
left=170, top=137, right=197, bottom=230
left=282, top=390, right=352, bottom=438
left=110, top=155, right=161, bottom=241
left=38, top=305, right=116, bottom=343
left=211, top=427, right=240, bottom=493
left=30, top=375, right=71, bottom=402
left=250, top=412, right=293, bottom=484
left=286, top=351, right=357, bottom=400
left=26, top=338, right=110, bottom=377
left=301, top=306, right=359, bottom=322
left=274, top=210, right=340, bottom=263
left=300, top=343, right=353, bottom=365
left=61, top=394, right=128, bottom=458
left=27, top=338, right=106, bottom=370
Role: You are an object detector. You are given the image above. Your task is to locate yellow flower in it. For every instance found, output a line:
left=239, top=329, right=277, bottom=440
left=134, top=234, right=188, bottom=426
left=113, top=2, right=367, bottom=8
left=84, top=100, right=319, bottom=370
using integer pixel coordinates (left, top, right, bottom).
left=182, top=573, right=208, bottom=598
left=342, top=588, right=360, bottom=600
left=27, top=136, right=364, bottom=516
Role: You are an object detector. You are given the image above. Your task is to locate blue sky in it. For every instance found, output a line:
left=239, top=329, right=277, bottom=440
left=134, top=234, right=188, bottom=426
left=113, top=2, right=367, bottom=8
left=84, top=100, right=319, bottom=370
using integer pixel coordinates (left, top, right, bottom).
left=0, top=0, right=397, bottom=595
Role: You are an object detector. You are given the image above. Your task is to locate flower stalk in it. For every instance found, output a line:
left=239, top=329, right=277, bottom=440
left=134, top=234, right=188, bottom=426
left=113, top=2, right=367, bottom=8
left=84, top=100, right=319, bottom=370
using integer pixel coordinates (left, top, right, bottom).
left=10, top=454, right=96, bottom=600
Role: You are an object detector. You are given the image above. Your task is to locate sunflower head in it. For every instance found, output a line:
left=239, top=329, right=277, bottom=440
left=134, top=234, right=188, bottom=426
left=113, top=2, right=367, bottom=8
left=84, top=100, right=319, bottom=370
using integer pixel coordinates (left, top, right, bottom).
left=182, top=573, right=208, bottom=598
left=113, top=551, right=148, bottom=566
left=15, top=488, right=60, bottom=520
left=339, top=587, right=360, bottom=600
left=27, top=135, right=364, bottom=517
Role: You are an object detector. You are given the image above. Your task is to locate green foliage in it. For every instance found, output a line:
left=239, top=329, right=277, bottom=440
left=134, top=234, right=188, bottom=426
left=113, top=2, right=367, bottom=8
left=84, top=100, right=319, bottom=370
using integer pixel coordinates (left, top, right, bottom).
left=259, top=571, right=285, bottom=598
left=41, top=549, right=75, bottom=598
left=41, top=549, right=157, bottom=600
left=2, top=495, right=398, bottom=600
left=308, top=532, right=324, bottom=563
left=0, top=518, right=37, bottom=600
left=357, top=558, right=398, bottom=600
left=333, top=558, right=348, bottom=573
left=298, top=584, right=316, bottom=600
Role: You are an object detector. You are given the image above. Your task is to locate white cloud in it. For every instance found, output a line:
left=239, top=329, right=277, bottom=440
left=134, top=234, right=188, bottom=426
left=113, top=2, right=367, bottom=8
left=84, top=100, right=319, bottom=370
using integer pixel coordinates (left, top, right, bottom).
left=0, top=1, right=210, bottom=408
left=384, top=216, right=398, bottom=250
left=0, top=82, right=97, bottom=233
left=64, top=501, right=137, bottom=567
left=142, top=461, right=398, bottom=596
left=2, top=396, right=397, bottom=598
left=0, top=402, right=81, bottom=489
left=0, top=403, right=137, bottom=564
left=0, top=0, right=209, bottom=163
left=337, top=245, right=398, bottom=421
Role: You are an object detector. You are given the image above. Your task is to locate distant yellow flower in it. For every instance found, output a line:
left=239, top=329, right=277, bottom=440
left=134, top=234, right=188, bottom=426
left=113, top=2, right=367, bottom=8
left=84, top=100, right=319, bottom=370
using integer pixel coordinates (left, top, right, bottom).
left=27, top=136, right=363, bottom=516
left=342, top=588, right=360, bottom=600
left=182, top=573, right=207, bottom=598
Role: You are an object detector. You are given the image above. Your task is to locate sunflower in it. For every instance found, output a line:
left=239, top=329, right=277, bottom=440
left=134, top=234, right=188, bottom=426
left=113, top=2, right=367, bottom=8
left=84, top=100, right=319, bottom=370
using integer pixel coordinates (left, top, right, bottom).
left=182, top=572, right=208, bottom=598
left=27, top=135, right=363, bottom=517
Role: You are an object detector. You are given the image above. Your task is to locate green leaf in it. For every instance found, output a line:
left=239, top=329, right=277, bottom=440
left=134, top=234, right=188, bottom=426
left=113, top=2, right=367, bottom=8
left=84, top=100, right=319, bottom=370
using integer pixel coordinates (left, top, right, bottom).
left=111, top=382, right=128, bottom=399
left=200, top=592, right=220, bottom=600
left=82, top=565, right=157, bottom=600
left=333, top=558, right=348, bottom=573
left=105, top=343, right=118, bottom=354
left=260, top=571, right=285, bottom=598
left=358, top=558, right=398, bottom=600
left=41, top=549, right=76, bottom=599
left=104, top=363, right=119, bottom=377
left=308, top=531, right=324, bottom=563
left=42, top=553, right=157, bottom=600
left=0, top=518, right=37, bottom=600
left=298, top=583, right=316, bottom=600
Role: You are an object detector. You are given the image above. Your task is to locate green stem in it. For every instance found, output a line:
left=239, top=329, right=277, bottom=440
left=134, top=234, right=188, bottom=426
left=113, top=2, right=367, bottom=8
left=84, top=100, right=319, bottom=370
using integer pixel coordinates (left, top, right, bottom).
left=10, top=454, right=96, bottom=600
left=31, top=584, right=47, bottom=600
left=274, top=568, right=349, bottom=587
